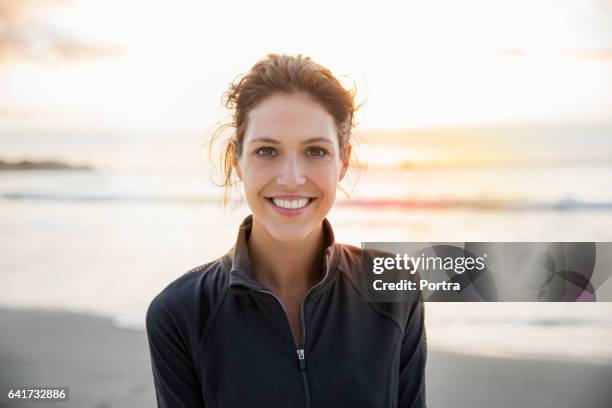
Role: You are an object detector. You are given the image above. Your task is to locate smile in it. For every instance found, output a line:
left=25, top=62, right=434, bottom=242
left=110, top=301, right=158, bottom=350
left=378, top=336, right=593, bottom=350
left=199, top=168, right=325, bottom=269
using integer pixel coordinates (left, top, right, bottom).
left=265, top=196, right=316, bottom=214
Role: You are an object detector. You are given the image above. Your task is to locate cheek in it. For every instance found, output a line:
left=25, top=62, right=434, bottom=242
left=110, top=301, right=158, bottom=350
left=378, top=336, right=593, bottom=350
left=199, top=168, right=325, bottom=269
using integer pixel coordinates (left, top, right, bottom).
left=242, top=160, right=267, bottom=190
left=310, top=165, right=340, bottom=197
left=241, top=165, right=264, bottom=197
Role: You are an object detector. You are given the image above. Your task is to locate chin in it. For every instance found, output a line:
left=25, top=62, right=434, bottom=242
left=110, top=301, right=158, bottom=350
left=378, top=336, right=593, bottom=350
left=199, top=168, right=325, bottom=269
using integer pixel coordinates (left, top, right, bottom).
left=267, top=221, right=317, bottom=243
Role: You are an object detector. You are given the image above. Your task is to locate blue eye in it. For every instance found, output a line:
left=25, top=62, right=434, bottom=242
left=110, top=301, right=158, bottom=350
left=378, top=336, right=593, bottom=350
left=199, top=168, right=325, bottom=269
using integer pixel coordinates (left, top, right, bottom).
left=256, top=147, right=277, bottom=157
left=308, top=147, right=328, bottom=157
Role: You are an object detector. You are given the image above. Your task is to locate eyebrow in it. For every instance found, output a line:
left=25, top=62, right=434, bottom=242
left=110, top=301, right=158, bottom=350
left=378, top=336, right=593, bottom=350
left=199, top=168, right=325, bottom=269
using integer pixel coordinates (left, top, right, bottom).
left=249, top=136, right=334, bottom=145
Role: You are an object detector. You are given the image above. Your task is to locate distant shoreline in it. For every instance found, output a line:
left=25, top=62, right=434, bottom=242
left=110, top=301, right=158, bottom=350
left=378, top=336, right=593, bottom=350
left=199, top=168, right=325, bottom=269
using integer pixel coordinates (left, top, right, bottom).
left=0, top=159, right=92, bottom=171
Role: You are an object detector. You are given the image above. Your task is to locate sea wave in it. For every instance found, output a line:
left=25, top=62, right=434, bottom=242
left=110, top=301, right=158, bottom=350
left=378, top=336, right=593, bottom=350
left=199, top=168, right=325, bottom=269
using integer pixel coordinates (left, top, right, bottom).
left=1, top=192, right=219, bottom=204
left=338, top=198, right=612, bottom=211
left=3, top=191, right=612, bottom=211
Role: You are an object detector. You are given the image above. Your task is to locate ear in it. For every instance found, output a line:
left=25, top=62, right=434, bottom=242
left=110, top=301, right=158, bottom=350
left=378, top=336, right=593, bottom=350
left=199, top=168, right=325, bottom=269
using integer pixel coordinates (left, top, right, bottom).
left=338, top=143, right=352, bottom=182
left=231, top=141, right=243, bottom=181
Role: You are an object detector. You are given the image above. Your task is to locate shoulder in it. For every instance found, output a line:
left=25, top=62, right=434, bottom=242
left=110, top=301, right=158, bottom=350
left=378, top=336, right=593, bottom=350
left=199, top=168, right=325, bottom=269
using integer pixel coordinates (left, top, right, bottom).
left=146, top=254, right=231, bottom=342
left=334, top=243, right=420, bottom=336
left=334, top=242, right=395, bottom=286
left=335, top=242, right=393, bottom=264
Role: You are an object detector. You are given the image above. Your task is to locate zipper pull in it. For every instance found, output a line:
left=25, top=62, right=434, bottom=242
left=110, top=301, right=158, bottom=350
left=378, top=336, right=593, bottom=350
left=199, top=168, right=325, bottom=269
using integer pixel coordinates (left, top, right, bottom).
left=296, top=349, right=306, bottom=370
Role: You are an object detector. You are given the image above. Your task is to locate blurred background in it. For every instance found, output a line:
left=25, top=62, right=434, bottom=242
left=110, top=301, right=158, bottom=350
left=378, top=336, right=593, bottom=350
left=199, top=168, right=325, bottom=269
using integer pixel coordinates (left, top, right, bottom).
left=1, top=0, right=612, bottom=407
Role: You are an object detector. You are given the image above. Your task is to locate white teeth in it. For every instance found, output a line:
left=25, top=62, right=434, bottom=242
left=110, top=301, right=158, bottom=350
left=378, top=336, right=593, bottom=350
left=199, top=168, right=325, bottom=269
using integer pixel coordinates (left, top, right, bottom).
left=272, top=198, right=310, bottom=209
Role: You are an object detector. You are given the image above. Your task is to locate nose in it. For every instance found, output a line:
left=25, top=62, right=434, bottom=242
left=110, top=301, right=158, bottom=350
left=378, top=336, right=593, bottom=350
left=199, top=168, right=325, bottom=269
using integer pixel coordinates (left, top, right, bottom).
left=277, top=154, right=306, bottom=189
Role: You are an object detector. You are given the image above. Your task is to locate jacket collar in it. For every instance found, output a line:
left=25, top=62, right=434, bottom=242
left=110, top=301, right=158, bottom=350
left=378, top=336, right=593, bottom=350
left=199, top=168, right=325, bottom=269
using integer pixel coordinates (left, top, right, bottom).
left=227, top=214, right=340, bottom=294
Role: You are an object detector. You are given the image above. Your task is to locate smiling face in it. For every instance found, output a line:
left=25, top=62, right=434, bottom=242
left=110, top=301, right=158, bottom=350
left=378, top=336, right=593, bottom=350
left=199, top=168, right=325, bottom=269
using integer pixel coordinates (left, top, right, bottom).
left=234, top=93, right=351, bottom=243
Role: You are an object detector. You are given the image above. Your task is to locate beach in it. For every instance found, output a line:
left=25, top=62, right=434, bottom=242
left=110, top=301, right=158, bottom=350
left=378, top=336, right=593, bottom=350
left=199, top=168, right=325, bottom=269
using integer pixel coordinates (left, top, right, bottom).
left=2, top=0, right=612, bottom=405
left=1, top=307, right=611, bottom=408
left=1, top=155, right=612, bottom=408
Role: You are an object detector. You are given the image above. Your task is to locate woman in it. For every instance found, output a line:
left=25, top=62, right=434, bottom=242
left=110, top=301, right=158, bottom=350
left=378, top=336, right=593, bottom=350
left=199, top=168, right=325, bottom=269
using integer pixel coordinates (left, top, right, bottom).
left=146, top=54, right=427, bottom=408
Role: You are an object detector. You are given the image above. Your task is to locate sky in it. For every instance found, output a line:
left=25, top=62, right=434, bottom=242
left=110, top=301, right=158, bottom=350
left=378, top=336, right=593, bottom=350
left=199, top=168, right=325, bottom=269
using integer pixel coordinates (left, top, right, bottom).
left=0, top=0, right=611, bottom=169
left=1, top=0, right=611, bottom=132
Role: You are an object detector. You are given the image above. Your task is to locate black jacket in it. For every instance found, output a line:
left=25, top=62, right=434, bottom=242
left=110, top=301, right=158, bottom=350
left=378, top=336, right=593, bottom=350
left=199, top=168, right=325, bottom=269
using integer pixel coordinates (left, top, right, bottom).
left=146, top=215, right=427, bottom=408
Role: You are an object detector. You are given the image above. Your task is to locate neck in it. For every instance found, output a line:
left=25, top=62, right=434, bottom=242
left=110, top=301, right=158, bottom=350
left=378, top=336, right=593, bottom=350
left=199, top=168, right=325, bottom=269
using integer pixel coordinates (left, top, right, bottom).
left=247, top=218, right=326, bottom=296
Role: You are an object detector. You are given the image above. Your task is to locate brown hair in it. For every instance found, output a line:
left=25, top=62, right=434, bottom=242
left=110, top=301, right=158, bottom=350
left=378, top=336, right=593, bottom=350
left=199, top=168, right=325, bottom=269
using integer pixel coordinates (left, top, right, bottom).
left=208, top=53, right=361, bottom=207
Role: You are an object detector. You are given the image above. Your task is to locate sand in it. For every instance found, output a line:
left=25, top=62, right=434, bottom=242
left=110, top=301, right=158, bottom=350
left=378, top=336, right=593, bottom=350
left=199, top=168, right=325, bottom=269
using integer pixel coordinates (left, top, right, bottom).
left=1, top=307, right=611, bottom=408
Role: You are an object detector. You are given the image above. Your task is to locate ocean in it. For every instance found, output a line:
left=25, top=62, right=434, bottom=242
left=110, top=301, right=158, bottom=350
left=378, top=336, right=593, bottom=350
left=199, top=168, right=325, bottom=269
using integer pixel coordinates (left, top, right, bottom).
left=1, top=162, right=612, bottom=364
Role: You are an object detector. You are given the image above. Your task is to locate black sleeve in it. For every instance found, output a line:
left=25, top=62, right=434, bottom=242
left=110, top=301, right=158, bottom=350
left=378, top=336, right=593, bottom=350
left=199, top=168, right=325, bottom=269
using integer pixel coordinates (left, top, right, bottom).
left=146, top=295, right=206, bottom=408
left=398, top=299, right=427, bottom=408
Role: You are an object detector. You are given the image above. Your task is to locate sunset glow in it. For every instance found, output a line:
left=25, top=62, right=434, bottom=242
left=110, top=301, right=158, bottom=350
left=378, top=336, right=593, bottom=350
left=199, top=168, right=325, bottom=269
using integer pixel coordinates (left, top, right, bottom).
left=1, top=0, right=611, bottom=136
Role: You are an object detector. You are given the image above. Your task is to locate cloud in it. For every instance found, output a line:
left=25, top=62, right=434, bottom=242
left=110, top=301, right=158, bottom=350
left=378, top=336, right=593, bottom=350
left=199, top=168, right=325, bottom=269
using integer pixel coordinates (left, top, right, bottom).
left=0, top=0, right=120, bottom=66
left=561, top=49, right=612, bottom=60
left=0, top=107, right=33, bottom=117
left=499, top=48, right=528, bottom=59
left=498, top=47, right=612, bottom=61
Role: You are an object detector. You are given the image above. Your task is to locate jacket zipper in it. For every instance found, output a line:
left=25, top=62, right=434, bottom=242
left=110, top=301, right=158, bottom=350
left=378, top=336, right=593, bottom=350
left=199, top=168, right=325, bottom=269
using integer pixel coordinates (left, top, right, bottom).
left=235, top=250, right=333, bottom=408
left=236, top=284, right=312, bottom=408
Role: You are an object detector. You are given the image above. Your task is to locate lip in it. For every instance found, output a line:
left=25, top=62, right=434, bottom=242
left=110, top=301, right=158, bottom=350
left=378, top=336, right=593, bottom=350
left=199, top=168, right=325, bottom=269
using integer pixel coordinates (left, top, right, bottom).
left=265, top=196, right=316, bottom=217
left=266, top=195, right=314, bottom=200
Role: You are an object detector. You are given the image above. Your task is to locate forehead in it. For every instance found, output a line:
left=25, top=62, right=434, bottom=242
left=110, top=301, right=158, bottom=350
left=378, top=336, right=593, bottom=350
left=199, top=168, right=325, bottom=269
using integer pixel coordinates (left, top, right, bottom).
left=243, top=93, right=338, bottom=145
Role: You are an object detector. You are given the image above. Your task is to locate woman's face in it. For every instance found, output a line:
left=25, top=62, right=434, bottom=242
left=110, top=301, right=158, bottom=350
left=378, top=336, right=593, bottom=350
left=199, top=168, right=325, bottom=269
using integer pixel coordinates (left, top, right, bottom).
left=234, top=93, right=351, bottom=242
